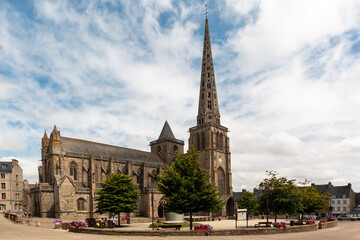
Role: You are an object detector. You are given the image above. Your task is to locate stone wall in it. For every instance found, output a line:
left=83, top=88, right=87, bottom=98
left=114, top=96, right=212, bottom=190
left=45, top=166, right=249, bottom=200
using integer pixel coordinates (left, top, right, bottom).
left=69, top=223, right=320, bottom=236
left=318, top=221, right=337, bottom=229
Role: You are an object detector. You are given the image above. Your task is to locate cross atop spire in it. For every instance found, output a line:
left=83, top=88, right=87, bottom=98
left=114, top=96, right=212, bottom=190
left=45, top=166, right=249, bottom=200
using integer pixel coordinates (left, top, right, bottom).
left=197, top=18, right=221, bottom=126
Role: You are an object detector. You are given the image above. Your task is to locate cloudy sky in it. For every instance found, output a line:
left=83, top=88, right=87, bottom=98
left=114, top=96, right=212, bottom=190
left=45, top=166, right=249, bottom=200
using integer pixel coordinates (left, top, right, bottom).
left=1, top=0, right=360, bottom=192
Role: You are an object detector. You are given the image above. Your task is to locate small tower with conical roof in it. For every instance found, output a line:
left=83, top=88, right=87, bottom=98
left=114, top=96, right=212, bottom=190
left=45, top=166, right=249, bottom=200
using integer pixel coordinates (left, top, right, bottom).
left=150, top=121, right=184, bottom=165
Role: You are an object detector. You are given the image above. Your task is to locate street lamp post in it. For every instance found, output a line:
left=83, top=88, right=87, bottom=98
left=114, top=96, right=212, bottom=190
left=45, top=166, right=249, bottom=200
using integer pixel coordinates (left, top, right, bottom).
left=150, top=182, right=156, bottom=230
left=259, top=182, right=274, bottom=227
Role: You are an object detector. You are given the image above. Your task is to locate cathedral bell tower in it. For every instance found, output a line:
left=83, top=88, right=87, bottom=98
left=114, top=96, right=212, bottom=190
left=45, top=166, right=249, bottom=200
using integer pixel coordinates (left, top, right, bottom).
left=188, top=18, right=233, bottom=213
left=150, top=121, right=184, bottom=166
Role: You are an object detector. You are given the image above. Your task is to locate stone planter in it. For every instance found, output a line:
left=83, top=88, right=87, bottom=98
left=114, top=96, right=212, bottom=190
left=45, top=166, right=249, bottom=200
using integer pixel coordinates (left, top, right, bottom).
left=54, top=223, right=62, bottom=229
left=62, top=222, right=70, bottom=230
left=164, top=212, right=184, bottom=224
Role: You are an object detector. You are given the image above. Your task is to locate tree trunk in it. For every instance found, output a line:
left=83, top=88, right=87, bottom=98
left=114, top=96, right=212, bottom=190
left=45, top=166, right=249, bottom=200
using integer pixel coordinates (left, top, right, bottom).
left=127, top=213, right=131, bottom=224
left=275, top=213, right=277, bottom=222
left=190, top=212, right=193, bottom=230
left=301, top=212, right=304, bottom=224
left=118, top=213, right=121, bottom=226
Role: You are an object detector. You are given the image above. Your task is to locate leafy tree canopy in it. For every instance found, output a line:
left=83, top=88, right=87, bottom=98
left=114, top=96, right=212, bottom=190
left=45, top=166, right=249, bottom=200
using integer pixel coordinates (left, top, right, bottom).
left=301, top=186, right=328, bottom=214
left=238, top=191, right=258, bottom=213
left=258, top=170, right=303, bottom=216
left=95, top=173, right=139, bottom=215
left=157, top=148, right=223, bottom=229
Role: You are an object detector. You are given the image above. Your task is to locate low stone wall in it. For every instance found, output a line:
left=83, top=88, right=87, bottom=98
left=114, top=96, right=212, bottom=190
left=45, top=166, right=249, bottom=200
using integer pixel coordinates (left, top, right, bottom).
left=69, top=224, right=318, bottom=236
left=318, top=221, right=337, bottom=229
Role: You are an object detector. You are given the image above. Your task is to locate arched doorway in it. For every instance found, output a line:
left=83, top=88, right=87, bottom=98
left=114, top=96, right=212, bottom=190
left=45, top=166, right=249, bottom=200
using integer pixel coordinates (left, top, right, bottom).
left=34, top=198, right=40, bottom=217
left=158, top=203, right=164, bottom=218
left=157, top=197, right=166, bottom=218
left=226, top=197, right=235, bottom=218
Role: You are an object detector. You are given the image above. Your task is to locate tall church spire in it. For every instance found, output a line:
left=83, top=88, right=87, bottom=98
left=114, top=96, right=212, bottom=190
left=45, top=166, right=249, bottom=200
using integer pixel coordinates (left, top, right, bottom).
left=189, top=17, right=233, bottom=212
left=197, top=18, right=220, bottom=126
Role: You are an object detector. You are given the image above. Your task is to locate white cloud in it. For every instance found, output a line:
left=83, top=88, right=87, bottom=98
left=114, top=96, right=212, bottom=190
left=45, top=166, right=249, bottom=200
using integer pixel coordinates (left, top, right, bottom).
left=226, top=0, right=360, bottom=75
left=0, top=130, right=27, bottom=151
left=1, top=0, right=360, bottom=192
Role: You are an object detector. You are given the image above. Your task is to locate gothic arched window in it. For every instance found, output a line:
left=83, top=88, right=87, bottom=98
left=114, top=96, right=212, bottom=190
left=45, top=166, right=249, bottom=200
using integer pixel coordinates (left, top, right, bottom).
left=220, top=133, right=224, bottom=151
left=157, top=146, right=162, bottom=155
left=70, top=162, right=77, bottom=180
left=201, top=132, right=206, bottom=150
left=77, top=198, right=86, bottom=211
left=95, top=164, right=99, bottom=182
left=196, top=134, right=200, bottom=151
left=150, top=169, right=157, bottom=184
left=218, top=168, right=225, bottom=196
left=216, top=132, right=220, bottom=149
left=173, top=145, right=178, bottom=153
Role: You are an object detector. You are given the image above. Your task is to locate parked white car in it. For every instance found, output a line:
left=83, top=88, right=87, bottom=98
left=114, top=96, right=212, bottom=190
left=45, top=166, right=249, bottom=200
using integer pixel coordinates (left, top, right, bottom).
left=338, top=215, right=356, bottom=221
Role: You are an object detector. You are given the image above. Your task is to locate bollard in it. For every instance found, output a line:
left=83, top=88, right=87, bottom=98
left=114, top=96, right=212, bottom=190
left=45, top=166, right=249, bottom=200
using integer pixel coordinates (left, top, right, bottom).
left=36, top=220, right=40, bottom=227
left=28, top=220, right=31, bottom=226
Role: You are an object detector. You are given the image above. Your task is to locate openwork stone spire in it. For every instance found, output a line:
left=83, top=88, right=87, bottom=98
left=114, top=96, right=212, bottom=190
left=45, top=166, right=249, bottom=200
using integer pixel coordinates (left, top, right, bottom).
left=197, top=18, right=220, bottom=126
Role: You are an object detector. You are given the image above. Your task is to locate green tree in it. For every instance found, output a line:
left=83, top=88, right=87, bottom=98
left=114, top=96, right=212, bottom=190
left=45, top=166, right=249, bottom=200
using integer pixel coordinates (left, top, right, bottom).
left=157, top=148, right=223, bottom=230
left=95, top=173, right=139, bottom=225
left=238, top=191, right=258, bottom=220
left=301, top=186, right=328, bottom=214
left=258, top=171, right=303, bottom=221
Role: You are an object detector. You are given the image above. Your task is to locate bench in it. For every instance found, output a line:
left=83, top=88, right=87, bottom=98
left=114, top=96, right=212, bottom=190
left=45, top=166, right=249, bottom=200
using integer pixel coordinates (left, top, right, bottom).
left=160, top=224, right=182, bottom=230
left=184, top=216, right=210, bottom=221
left=254, top=221, right=272, bottom=228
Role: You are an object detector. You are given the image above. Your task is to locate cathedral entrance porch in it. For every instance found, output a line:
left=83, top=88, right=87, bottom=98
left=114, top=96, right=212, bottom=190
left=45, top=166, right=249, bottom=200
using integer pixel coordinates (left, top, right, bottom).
left=225, top=196, right=235, bottom=218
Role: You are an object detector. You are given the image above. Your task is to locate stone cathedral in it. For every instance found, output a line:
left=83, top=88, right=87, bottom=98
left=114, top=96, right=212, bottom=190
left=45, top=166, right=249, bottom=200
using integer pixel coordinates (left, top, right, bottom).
left=28, top=19, right=235, bottom=219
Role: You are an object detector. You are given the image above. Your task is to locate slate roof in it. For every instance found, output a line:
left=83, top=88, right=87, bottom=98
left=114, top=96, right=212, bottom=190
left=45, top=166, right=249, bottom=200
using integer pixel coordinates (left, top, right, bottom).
left=331, top=186, right=351, bottom=198
left=158, top=121, right=176, bottom=140
left=313, top=183, right=351, bottom=198
left=312, top=184, right=331, bottom=194
left=233, top=191, right=243, bottom=202
left=0, top=162, right=14, bottom=172
left=60, top=137, right=165, bottom=166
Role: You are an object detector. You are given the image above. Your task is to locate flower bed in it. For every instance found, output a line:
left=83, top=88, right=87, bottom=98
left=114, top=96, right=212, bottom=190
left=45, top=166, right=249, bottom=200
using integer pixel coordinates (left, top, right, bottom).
left=305, top=219, right=315, bottom=225
left=273, top=222, right=287, bottom=229
left=52, top=218, right=62, bottom=224
left=194, top=224, right=213, bottom=235
left=69, top=220, right=88, bottom=229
